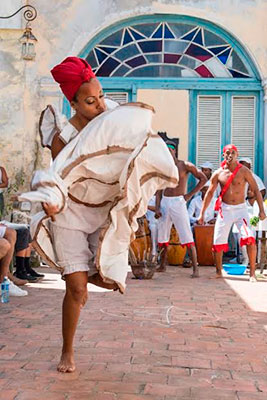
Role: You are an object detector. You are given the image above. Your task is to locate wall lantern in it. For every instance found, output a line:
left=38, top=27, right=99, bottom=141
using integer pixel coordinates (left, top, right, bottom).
left=0, top=5, right=38, bottom=60
left=20, top=24, right=37, bottom=60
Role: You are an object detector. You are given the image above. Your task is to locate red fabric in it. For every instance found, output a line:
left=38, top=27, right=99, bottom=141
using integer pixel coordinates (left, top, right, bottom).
left=240, top=237, right=256, bottom=247
left=221, top=144, right=239, bottom=167
left=223, top=144, right=238, bottom=154
left=158, top=242, right=169, bottom=248
left=212, top=244, right=229, bottom=253
left=50, top=57, right=96, bottom=102
left=181, top=242, right=195, bottom=249
left=214, top=163, right=242, bottom=218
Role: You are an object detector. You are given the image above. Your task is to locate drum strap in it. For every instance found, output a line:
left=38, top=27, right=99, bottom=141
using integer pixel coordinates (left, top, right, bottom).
left=214, top=163, right=242, bottom=218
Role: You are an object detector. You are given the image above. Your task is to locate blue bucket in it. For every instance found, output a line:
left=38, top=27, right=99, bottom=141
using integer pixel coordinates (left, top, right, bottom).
left=223, top=263, right=247, bottom=275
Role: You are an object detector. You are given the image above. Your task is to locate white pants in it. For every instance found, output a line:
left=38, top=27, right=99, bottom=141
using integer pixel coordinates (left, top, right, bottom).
left=213, top=202, right=255, bottom=252
left=146, top=211, right=158, bottom=255
left=157, top=196, right=194, bottom=246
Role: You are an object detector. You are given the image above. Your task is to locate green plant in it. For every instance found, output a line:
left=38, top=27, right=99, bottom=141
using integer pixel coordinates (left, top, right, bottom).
left=250, top=216, right=259, bottom=227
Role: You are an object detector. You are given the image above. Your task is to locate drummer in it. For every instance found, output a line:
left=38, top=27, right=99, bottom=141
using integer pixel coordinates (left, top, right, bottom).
left=188, top=181, right=216, bottom=226
left=155, top=141, right=207, bottom=277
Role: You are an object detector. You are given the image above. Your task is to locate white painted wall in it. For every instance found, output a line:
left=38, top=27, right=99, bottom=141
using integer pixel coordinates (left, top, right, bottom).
left=0, top=0, right=266, bottom=187
left=137, top=89, right=189, bottom=161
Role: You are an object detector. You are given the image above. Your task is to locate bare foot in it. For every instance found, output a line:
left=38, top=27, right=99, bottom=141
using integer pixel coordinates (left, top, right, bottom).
left=57, top=351, right=75, bottom=373
left=209, top=273, right=223, bottom=279
left=191, top=270, right=199, bottom=278
left=156, top=266, right=166, bottom=272
left=249, top=276, right=257, bottom=283
left=88, top=273, right=118, bottom=290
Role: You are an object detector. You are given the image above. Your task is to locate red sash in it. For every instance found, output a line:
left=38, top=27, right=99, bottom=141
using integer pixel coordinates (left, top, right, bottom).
left=214, top=163, right=242, bottom=218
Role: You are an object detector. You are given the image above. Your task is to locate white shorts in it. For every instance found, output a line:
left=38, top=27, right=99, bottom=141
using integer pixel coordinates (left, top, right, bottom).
left=213, top=202, right=255, bottom=252
left=146, top=211, right=158, bottom=255
left=0, top=225, right=6, bottom=239
left=157, top=196, right=194, bottom=247
left=50, top=223, right=99, bottom=276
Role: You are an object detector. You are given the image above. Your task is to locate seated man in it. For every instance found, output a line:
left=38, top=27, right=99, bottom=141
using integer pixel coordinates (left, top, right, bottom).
left=0, top=224, right=28, bottom=296
left=1, top=222, right=44, bottom=281
left=145, top=195, right=158, bottom=259
left=188, top=182, right=216, bottom=225
left=239, top=157, right=266, bottom=198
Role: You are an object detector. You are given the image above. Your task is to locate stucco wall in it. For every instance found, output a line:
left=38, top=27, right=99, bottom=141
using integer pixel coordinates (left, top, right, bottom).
left=137, top=89, right=189, bottom=160
left=0, top=0, right=266, bottom=188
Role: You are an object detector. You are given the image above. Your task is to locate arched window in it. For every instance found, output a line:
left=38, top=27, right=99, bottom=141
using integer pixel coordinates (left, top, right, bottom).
left=71, top=15, right=263, bottom=178
left=85, top=21, right=255, bottom=79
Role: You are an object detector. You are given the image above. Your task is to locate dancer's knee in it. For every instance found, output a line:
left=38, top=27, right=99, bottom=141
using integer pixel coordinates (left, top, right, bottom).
left=68, top=284, right=88, bottom=305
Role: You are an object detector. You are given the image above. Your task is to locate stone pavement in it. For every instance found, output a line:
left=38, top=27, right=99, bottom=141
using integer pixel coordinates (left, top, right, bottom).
left=1, top=266, right=267, bottom=400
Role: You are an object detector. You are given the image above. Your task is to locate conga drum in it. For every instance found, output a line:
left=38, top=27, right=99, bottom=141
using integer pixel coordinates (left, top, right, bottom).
left=194, top=224, right=215, bottom=266
left=130, top=216, right=151, bottom=262
left=167, top=225, right=187, bottom=265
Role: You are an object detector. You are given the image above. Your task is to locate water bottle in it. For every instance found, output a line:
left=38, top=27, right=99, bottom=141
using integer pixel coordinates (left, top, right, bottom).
left=1, top=277, right=10, bottom=303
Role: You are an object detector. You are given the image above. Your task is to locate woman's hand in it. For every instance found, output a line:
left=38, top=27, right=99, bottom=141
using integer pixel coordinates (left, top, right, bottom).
left=42, top=202, right=59, bottom=222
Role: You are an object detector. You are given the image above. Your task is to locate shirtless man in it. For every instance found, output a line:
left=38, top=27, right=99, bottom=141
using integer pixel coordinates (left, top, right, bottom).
left=155, top=142, right=207, bottom=277
left=198, top=144, right=266, bottom=281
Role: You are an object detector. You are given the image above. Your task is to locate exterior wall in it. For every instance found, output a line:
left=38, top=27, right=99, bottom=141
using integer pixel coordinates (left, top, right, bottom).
left=137, top=89, right=189, bottom=160
left=0, top=0, right=266, bottom=188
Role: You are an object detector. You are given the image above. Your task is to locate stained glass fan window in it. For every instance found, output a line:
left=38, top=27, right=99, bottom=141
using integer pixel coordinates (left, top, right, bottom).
left=86, top=22, right=252, bottom=78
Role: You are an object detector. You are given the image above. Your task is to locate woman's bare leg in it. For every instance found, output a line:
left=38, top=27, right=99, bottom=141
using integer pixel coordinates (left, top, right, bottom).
left=58, top=271, right=88, bottom=373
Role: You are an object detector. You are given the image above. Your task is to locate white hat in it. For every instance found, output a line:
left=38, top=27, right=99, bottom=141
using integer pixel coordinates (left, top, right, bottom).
left=200, top=161, right=213, bottom=170
left=239, top=157, right=252, bottom=165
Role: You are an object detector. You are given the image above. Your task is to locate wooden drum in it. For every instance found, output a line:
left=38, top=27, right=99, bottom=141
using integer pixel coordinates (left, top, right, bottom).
left=194, top=224, right=215, bottom=266
left=130, top=217, right=151, bottom=262
left=167, top=225, right=187, bottom=265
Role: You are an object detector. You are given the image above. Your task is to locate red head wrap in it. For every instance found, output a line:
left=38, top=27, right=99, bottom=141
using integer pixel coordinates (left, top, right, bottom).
left=222, top=144, right=238, bottom=154
left=50, top=57, right=96, bottom=102
left=221, top=144, right=239, bottom=167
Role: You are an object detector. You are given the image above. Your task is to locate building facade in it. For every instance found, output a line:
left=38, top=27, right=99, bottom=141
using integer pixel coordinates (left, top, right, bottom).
left=0, top=0, right=266, bottom=188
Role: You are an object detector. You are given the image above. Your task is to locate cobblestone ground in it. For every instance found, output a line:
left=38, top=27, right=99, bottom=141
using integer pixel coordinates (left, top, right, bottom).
left=0, top=266, right=267, bottom=400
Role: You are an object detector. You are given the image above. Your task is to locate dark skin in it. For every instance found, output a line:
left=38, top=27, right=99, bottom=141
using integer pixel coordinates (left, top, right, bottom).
left=51, top=79, right=106, bottom=160
left=201, top=167, right=212, bottom=180
left=155, top=148, right=207, bottom=217
left=42, top=79, right=119, bottom=373
left=198, top=148, right=266, bottom=281
left=43, top=79, right=106, bottom=218
left=155, top=147, right=207, bottom=277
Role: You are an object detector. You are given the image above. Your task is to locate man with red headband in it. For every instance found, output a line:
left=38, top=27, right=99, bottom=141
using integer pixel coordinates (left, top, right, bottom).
left=19, top=57, right=179, bottom=374
left=198, top=144, right=266, bottom=281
